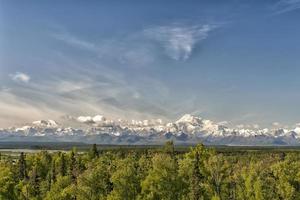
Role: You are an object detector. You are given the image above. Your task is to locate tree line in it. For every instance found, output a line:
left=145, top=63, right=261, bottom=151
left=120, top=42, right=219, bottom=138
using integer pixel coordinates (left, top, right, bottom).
left=0, top=142, right=300, bottom=200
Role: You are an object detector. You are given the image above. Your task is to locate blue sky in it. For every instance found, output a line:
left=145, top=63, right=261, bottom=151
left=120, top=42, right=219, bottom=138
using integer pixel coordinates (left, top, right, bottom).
left=1, top=0, right=300, bottom=127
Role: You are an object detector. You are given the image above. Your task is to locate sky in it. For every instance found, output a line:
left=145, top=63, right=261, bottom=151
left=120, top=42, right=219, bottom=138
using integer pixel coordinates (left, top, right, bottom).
left=1, top=0, right=300, bottom=128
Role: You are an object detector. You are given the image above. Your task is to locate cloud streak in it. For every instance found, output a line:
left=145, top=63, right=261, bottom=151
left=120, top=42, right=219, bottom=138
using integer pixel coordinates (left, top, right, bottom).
left=272, top=0, right=300, bottom=15
left=52, top=32, right=98, bottom=52
left=0, top=55, right=177, bottom=127
left=144, top=24, right=216, bottom=61
left=52, top=31, right=156, bottom=68
left=0, top=22, right=221, bottom=127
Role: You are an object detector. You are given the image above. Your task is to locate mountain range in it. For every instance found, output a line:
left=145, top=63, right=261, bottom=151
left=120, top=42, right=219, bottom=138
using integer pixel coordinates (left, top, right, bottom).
left=1, top=114, right=300, bottom=145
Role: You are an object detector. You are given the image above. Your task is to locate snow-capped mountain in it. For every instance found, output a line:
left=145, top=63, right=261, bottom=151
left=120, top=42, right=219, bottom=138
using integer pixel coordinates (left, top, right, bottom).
left=1, top=114, right=300, bottom=145
left=32, top=120, right=58, bottom=128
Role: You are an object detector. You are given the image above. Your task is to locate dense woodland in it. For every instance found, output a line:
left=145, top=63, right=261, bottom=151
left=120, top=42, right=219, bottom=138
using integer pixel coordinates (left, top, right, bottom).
left=1, top=142, right=300, bottom=200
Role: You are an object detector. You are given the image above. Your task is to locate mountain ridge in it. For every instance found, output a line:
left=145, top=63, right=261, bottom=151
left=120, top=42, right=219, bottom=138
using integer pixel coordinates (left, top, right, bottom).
left=1, top=114, right=300, bottom=145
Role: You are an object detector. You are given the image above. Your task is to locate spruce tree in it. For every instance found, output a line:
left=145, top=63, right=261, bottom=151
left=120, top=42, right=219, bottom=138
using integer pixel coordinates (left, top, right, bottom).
left=164, top=140, right=175, bottom=157
left=190, top=151, right=204, bottom=200
left=18, top=152, right=27, bottom=180
left=90, top=144, right=99, bottom=159
left=30, top=166, right=40, bottom=197
left=60, top=153, right=66, bottom=176
left=51, top=159, right=56, bottom=182
left=69, top=150, right=77, bottom=183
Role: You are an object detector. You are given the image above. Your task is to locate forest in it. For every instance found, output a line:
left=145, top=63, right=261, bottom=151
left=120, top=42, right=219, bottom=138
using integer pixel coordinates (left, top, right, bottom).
left=0, top=142, right=300, bottom=200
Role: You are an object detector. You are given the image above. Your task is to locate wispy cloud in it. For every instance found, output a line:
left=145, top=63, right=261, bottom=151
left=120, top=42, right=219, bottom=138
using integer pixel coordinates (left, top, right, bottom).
left=0, top=88, right=62, bottom=126
left=52, top=31, right=155, bottom=68
left=52, top=32, right=98, bottom=52
left=144, top=24, right=217, bottom=61
left=1, top=24, right=221, bottom=126
left=10, top=72, right=31, bottom=83
left=272, top=0, right=300, bottom=15
left=0, top=56, right=176, bottom=127
left=51, top=23, right=218, bottom=65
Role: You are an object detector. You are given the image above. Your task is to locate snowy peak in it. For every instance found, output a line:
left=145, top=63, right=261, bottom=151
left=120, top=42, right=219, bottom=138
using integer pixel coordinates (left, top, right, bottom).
left=176, top=114, right=202, bottom=124
left=174, top=114, right=223, bottom=136
left=32, top=120, right=58, bottom=128
left=1, top=114, right=300, bottom=145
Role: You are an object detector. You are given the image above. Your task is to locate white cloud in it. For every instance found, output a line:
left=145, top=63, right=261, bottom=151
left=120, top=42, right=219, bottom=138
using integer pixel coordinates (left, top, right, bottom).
left=77, top=116, right=93, bottom=123
left=272, top=0, right=300, bottom=15
left=77, top=115, right=106, bottom=124
left=144, top=24, right=216, bottom=61
left=10, top=72, right=31, bottom=83
left=93, top=115, right=106, bottom=123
